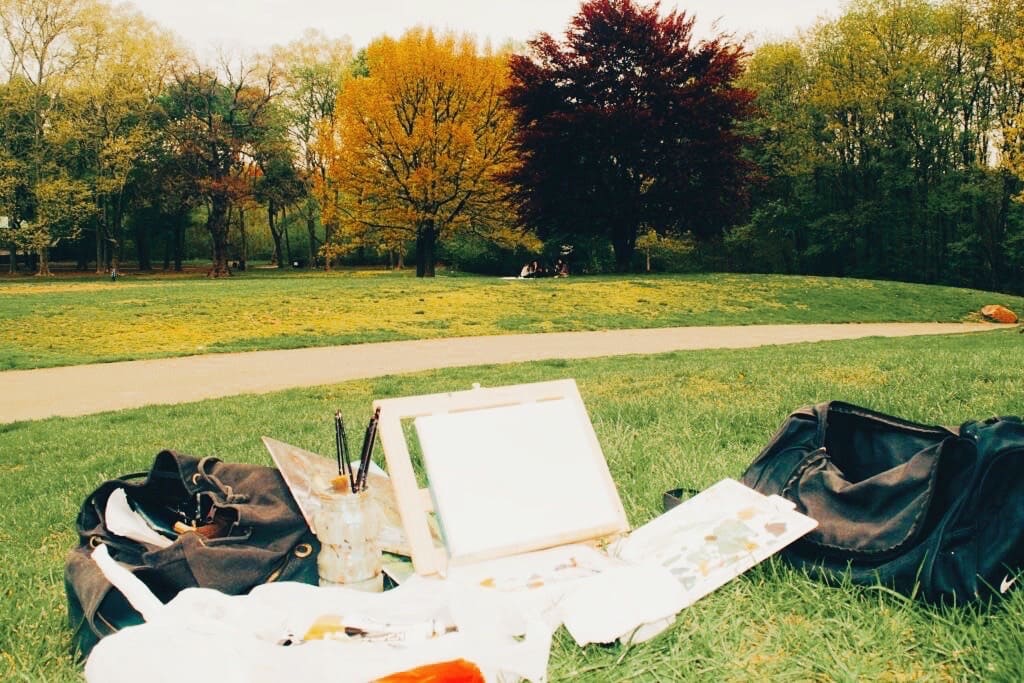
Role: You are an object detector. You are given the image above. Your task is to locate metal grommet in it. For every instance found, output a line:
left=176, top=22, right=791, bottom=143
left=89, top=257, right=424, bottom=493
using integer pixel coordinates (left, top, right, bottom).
left=89, top=536, right=103, bottom=548
left=294, top=543, right=313, bottom=558
left=191, top=473, right=201, bottom=485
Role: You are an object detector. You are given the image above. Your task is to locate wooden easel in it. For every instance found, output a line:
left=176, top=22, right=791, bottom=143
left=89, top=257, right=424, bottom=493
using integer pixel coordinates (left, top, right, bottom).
left=374, top=379, right=630, bottom=576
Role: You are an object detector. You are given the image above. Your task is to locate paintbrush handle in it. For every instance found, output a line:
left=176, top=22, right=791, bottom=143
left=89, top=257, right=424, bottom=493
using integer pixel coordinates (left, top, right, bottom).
left=356, top=408, right=380, bottom=491
left=334, top=412, right=344, bottom=476
left=339, top=416, right=352, bottom=477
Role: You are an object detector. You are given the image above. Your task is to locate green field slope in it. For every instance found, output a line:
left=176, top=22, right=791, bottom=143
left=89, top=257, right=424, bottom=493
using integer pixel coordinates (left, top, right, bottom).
left=1, top=271, right=1020, bottom=370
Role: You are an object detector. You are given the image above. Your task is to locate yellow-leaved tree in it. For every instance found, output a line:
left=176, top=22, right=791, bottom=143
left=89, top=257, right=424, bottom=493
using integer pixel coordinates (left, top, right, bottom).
left=993, top=2, right=1024, bottom=202
left=319, top=28, right=526, bottom=276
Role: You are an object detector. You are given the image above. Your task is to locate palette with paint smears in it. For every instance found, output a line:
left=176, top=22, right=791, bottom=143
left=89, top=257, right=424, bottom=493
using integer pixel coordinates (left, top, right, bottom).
left=611, top=478, right=817, bottom=608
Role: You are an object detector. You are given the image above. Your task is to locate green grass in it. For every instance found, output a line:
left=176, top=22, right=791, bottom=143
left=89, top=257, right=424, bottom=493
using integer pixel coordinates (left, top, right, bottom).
left=1, top=330, right=1022, bottom=680
left=1, top=269, right=1021, bottom=370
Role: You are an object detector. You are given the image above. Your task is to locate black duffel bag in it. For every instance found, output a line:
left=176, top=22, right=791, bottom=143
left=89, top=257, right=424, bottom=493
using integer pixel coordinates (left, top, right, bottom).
left=740, top=401, right=1024, bottom=604
left=65, top=450, right=319, bottom=657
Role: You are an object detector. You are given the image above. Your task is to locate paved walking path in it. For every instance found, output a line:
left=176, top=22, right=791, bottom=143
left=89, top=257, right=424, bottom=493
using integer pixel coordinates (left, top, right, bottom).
left=0, top=322, right=1004, bottom=424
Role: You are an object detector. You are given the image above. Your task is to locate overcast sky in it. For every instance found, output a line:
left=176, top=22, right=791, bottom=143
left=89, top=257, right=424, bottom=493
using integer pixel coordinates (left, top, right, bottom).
left=123, top=0, right=845, bottom=57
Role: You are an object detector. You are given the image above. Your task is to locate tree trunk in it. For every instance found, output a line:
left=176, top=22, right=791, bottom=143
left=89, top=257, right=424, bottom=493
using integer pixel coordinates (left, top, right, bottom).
left=268, top=201, right=283, bottom=268
left=323, top=222, right=334, bottom=272
left=111, top=210, right=123, bottom=275
left=95, top=223, right=106, bottom=274
left=174, top=216, right=184, bottom=272
left=207, top=194, right=231, bottom=277
left=35, top=246, right=52, bottom=276
left=306, top=214, right=317, bottom=269
left=415, top=221, right=436, bottom=277
left=324, top=192, right=339, bottom=272
left=7, top=241, right=16, bottom=274
left=76, top=231, right=89, bottom=270
left=283, top=206, right=293, bottom=266
left=611, top=229, right=636, bottom=273
left=163, top=227, right=171, bottom=271
left=993, top=170, right=1013, bottom=290
left=238, top=206, right=247, bottom=271
left=111, top=194, right=127, bottom=273
left=135, top=214, right=152, bottom=271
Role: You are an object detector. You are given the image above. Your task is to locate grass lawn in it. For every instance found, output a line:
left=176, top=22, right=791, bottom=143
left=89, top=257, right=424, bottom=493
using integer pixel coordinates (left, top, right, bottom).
left=1, top=330, right=1022, bottom=680
left=1, top=269, right=1021, bottom=371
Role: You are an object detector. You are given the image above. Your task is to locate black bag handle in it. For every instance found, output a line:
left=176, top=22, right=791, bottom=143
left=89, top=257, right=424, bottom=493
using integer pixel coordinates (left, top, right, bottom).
left=194, top=456, right=250, bottom=504
left=663, top=487, right=701, bottom=512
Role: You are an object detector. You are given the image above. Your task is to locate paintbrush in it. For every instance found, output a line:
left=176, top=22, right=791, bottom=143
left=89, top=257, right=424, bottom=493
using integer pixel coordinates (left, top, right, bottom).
left=334, top=411, right=344, bottom=476
left=355, top=407, right=380, bottom=492
left=338, top=412, right=352, bottom=478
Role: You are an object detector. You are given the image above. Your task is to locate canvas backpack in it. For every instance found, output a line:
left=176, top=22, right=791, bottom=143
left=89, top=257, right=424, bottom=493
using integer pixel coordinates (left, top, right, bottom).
left=740, top=401, right=1024, bottom=604
left=65, top=450, right=319, bottom=657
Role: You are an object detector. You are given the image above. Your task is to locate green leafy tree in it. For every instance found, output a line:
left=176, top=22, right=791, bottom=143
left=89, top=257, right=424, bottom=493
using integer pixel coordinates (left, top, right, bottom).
left=158, top=59, right=281, bottom=277
left=737, top=41, right=818, bottom=272
left=993, top=1, right=1024, bottom=185
left=0, top=76, right=37, bottom=272
left=21, top=174, right=95, bottom=274
left=130, top=132, right=199, bottom=272
left=252, top=137, right=306, bottom=268
left=273, top=30, right=353, bottom=269
left=738, top=0, right=1024, bottom=293
left=0, top=0, right=97, bottom=274
left=68, top=2, right=181, bottom=272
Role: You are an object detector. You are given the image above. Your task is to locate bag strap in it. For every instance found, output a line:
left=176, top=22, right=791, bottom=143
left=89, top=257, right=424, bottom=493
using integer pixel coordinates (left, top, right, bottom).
left=816, top=402, right=829, bottom=446
left=194, top=456, right=250, bottom=504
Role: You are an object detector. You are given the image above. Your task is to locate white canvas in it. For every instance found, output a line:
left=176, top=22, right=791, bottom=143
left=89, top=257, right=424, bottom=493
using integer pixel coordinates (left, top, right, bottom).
left=415, top=398, right=624, bottom=561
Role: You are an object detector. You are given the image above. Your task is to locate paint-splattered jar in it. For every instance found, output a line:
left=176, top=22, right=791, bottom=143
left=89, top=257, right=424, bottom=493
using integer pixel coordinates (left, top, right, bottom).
left=314, top=487, right=383, bottom=592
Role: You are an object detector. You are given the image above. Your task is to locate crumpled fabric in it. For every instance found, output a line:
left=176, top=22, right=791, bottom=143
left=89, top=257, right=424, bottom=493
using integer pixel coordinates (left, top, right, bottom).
left=86, top=545, right=552, bottom=683
left=443, top=544, right=685, bottom=646
left=85, top=540, right=689, bottom=682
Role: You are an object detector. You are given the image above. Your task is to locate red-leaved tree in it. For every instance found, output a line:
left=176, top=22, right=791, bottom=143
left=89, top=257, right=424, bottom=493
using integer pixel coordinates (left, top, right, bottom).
left=503, top=0, right=757, bottom=271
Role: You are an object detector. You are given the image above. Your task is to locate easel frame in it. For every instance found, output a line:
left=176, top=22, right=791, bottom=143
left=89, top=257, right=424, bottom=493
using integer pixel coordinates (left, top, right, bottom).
left=374, top=379, right=629, bottom=576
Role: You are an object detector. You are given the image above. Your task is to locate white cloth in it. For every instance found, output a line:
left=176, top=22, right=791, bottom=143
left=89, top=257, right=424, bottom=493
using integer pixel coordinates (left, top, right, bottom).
left=84, top=542, right=684, bottom=681
left=554, top=565, right=686, bottom=646
left=443, top=545, right=684, bottom=646
left=104, top=488, right=173, bottom=549
left=86, top=546, right=552, bottom=683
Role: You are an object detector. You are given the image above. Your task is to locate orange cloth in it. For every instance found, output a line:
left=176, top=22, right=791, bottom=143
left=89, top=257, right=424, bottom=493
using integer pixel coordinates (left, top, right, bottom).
left=375, top=659, right=485, bottom=683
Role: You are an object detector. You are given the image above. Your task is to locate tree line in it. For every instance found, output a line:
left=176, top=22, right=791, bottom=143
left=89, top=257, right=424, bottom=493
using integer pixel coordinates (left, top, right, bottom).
left=736, top=0, right=1024, bottom=294
left=1, top=0, right=1022, bottom=293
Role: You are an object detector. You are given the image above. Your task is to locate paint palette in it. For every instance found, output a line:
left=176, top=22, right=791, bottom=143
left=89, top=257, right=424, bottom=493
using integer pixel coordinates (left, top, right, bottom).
left=611, top=478, right=817, bottom=608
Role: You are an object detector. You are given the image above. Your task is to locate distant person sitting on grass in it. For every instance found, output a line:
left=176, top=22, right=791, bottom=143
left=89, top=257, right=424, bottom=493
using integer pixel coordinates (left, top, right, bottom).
left=520, top=260, right=539, bottom=278
left=553, top=258, right=569, bottom=277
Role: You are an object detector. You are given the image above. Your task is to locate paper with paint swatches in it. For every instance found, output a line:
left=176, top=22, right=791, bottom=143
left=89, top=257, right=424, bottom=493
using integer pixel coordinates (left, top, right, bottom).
left=611, top=478, right=818, bottom=608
